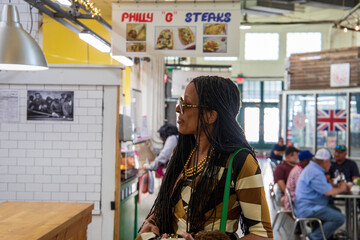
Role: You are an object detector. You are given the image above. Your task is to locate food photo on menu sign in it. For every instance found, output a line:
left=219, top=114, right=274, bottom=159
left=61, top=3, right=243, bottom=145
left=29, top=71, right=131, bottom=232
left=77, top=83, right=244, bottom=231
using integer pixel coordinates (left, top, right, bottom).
left=203, top=23, right=227, bottom=53
left=154, top=26, right=196, bottom=50
left=126, top=23, right=147, bottom=52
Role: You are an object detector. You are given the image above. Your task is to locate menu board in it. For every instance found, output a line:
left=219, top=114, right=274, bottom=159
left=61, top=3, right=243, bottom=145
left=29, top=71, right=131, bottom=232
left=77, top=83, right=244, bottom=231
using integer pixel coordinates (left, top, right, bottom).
left=0, top=90, right=19, bottom=122
left=112, top=2, right=240, bottom=57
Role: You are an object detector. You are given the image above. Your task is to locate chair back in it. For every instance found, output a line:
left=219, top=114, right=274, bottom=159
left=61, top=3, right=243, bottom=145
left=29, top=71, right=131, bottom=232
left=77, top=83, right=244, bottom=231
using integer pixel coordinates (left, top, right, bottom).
left=285, top=188, right=297, bottom=220
left=269, top=182, right=279, bottom=211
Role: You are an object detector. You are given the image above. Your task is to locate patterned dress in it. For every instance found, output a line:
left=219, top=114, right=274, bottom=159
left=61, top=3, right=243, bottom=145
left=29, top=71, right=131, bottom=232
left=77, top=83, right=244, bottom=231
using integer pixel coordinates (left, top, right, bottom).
left=136, top=150, right=273, bottom=240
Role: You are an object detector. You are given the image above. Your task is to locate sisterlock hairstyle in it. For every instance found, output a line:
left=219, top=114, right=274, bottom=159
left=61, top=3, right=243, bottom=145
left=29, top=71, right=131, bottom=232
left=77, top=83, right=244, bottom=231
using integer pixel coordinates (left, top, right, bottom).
left=148, top=76, right=255, bottom=235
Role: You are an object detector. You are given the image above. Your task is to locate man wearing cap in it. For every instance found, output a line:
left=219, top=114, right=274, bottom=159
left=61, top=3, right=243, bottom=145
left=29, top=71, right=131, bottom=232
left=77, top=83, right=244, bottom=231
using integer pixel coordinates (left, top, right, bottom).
left=273, top=146, right=300, bottom=200
left=328, top=145, right=359, bottom=183
left=295, top=148, right=347, bottom=240
left=283, top=150, right=313, bottom=210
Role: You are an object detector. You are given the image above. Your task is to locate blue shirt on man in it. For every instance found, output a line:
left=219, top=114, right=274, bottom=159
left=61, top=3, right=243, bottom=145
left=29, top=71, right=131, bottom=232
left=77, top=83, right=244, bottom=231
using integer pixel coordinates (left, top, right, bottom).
left=294, top=161, right=333, bottom=218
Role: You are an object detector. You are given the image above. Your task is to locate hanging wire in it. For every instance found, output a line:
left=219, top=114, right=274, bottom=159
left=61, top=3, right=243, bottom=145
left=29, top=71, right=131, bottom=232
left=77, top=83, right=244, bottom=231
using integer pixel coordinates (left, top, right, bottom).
left=29, top=5, right=34, bottom=35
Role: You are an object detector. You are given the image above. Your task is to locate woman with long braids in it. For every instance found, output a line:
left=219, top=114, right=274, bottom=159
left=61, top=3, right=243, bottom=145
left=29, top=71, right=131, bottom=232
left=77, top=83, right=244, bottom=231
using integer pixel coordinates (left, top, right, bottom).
left=137, top=76, right=273, bottom=240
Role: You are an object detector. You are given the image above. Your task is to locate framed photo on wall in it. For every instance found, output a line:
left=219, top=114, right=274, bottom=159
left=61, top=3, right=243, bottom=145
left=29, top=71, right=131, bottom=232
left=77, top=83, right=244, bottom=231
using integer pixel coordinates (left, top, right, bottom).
left=27, top=90, right=74, bottom=121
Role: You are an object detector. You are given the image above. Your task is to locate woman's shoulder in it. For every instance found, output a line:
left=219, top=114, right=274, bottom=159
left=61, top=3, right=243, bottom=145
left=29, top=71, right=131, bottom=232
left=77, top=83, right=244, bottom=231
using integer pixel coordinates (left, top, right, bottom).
left=229, top=148, right=259, bottom=175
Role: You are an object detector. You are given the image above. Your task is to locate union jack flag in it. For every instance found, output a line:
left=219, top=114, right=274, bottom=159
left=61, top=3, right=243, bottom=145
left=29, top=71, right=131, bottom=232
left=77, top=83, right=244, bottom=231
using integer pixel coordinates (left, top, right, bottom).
left=317, top=109, right=347, bottom=132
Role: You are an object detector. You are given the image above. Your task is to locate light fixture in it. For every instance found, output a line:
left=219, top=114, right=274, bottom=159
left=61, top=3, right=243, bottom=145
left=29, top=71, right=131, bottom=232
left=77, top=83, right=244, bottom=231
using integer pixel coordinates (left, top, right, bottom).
left=355, top=19, right=359, bottom=31
left=111, top=55, right=134, bottom=67
left=56, top=0, right=72, bottom=7
left=0, top=4, right=48, bottom=71
left=240, top=25, right=252, bottom=30
left=343, top=27, right=348, bottom=33
left=79, top=30, right=111, bottom=53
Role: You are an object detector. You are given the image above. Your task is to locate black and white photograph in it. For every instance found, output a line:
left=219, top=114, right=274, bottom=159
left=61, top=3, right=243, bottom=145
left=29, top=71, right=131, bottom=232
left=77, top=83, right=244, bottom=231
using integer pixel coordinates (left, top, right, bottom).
left=27, top=90, right=74, bottom=121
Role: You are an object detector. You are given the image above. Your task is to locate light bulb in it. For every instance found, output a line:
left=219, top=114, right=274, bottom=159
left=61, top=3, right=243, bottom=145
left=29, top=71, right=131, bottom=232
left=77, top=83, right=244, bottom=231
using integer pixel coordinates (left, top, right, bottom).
left=355, top=25, right=359, bottom=31
left=343, top=27, right=348, bottom=33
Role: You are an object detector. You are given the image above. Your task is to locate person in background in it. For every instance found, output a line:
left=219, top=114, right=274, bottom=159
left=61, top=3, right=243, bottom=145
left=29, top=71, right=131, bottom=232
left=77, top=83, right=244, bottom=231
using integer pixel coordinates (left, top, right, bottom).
left=273, top=146, right=300, bottom=203
left=328, top=145, right=359, bottom=183
left=295, top=148, right=347, bottom=240
left=137, top=76, right=273, bottom=240
left=144, top=123, right=178, bottom=176
left=269, top=137, right=286, bottom=165
left=283, top=150, right=313, bottom=210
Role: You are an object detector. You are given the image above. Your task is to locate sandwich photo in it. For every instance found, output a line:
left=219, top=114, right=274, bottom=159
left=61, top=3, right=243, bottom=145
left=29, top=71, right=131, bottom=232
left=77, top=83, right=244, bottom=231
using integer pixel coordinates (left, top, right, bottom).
left=178, top=27, right=195, bottom=46
left=126, top=42, right=146, bottom=52
left=156, top=29, right=173, bottom=49
left=203, top=24, right=226, bottom=35
left=126, top=24, right=146, bottom=41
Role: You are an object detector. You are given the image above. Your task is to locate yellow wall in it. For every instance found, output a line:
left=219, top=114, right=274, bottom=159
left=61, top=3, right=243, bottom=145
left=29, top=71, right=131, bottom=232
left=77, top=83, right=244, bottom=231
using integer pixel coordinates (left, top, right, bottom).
left=42, top=15, right=117, bottom=65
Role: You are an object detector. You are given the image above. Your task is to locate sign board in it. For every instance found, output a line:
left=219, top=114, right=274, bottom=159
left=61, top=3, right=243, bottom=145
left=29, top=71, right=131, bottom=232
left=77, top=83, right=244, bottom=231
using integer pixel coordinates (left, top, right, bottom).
left=171, top=70, right=232, bottom=97
left=112, top=2, right=240, bottom=57
left=0, top=90, right=19, bottom=122
left=330, top=63, right=350, bottom=87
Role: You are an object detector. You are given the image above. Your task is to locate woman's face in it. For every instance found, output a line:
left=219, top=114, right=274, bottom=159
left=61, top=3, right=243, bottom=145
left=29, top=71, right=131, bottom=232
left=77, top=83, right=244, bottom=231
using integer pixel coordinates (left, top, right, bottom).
left=176, top=83, right=199, bottom=135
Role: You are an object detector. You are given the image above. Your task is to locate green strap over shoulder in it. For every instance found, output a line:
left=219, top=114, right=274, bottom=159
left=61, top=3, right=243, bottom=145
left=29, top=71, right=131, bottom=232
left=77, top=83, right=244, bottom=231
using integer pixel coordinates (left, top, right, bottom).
left=219, top=148, right=244, bottom=233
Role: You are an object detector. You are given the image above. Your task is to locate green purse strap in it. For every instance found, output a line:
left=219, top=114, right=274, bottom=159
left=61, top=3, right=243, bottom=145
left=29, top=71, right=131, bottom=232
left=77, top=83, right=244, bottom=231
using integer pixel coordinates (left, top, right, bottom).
left=220, top=148, right=244, bottom=233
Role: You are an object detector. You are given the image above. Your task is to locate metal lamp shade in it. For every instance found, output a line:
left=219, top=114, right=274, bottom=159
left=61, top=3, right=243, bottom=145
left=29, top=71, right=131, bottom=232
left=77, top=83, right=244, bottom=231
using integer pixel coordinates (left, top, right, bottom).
left=0, top=4, right=48, bottom=71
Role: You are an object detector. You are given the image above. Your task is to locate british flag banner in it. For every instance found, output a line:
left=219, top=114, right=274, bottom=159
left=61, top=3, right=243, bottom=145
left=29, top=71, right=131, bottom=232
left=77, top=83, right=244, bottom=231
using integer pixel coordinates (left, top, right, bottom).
left=317, top=109, right=347, bottom=132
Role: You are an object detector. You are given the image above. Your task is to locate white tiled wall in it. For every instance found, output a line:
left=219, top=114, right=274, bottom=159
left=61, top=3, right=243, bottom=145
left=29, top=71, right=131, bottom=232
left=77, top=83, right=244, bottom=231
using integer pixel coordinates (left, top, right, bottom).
left=0, top=84, right=103, bottom=212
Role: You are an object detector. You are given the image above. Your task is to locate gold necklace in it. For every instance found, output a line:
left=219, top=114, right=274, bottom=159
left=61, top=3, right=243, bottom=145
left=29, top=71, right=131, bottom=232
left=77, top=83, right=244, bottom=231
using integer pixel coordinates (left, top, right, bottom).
left=183, top=147, right=213, bottom=179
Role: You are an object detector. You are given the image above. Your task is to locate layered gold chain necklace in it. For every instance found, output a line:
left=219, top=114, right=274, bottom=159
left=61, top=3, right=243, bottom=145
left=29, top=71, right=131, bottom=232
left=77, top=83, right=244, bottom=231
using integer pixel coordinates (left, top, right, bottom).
left=183, top=146, right=213, bottom=180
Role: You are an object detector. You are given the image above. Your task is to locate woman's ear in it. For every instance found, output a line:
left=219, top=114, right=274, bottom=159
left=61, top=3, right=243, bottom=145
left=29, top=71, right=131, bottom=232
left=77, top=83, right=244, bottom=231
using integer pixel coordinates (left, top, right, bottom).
left=205, top=110, right=218, bottom=125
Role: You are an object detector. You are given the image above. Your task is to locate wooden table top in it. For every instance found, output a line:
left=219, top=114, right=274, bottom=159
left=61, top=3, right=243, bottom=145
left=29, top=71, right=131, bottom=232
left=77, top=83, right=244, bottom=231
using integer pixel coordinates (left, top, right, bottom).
left=0, top=201, right=94, bottom=240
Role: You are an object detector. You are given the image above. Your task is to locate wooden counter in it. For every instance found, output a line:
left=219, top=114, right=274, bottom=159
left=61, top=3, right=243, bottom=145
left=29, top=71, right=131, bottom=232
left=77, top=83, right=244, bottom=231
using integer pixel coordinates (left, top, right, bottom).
left=0, top=201, right=94, bottom=240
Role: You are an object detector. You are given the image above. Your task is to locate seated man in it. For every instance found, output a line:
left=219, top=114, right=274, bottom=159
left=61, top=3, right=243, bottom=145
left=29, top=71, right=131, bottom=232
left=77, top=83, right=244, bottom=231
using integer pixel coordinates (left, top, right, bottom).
left=295, top=148, right=347, bottom=240
left=269, top=137, right=286, bottom=164
left=283, top=150, right=313, bottom=210
left=273, top=146, right=300, bottom=203
left=328, top=145, right=359, bottom=183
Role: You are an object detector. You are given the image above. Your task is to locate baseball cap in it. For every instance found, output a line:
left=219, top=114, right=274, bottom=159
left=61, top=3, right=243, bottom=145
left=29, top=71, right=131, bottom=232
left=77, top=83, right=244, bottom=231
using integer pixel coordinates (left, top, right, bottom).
left=314, top=148, right=331, bottom=161
left=298, top=150, right=314, bottom=161
left=335, top=145, right=347, bottom=153
left=285, top=146, right=300, bottom=156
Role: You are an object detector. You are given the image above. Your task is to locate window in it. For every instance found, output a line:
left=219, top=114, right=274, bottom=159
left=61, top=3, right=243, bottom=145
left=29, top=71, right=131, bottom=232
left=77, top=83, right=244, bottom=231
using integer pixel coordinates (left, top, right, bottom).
left=264, top=81, right=282, bottom=103
left=350, top=93, right=360, bottom=157
left=244, top=33, right=279, bottom=60
left=264, top=108, right=279, bottom=143
left=242, top=81, right=261, bottom=102
left=245, top=107, right=259, bottom=142
left=286, top=32, right=322, bottom=57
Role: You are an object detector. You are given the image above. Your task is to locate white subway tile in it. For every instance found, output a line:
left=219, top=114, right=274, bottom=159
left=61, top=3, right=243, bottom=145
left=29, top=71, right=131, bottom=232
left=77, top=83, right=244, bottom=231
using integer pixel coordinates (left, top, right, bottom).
left=87, top=108, right=102, bottom=116
left=75, top=91, right=87, bottom=98
left=79, top=86, right=97, bottom=91
left=69, top=176, right=86, bottom=184
left=27, top=85, right=44, bottom=90
left=95, top=116, right=102, bottom=124
left=60, top=184, right=77, bottom=192
left=44, top=133, right=62, bottom=141
left=61, top=85, right=79, bottom=91
left=9, top=132, right=26, bottom=140
left=51, top=192, right=68, bottom=201
left=86, top=192, right=100, bottom=201
left=35, top=141, right=52, bottom=149
left=1, top=123, right=18, bottom=132
left=95, top=167, right=101, bottom=175
left=95, top=184, right=101, bottom=192
left=96, top=86, right=103, bottom=90
left=87, top=141, right=101, bottom=150
left=26, top=166, right=43, bottom=175
left=79, top=116, right=96, bottom=124
left=36, top=124, right=53, bottom=132
left=27, top=149, right=44, bottom=158
left=94, top=201, right=100, bottom=211
left=70, top=125, right=87, bottom=133
left=87, top=124, right=102, bottom=133
left=1, top=140, right=18, bottom=148
left=78, top=133, right=96, bottom=141
left=44, top=167, right=60, bottom=175
left=78, top=150, right=96, bottom=158
left=26, top=183, right=42, bottom=192
left=78, top=167, right=95, bottom=175
left=60, top=167, right=77, bottom=175
left=62, top=133, right=79, bottom=141
left=69, top=142, right=87, bottom=149
left=52, top=175, right=69, bottom=183
left=17, top=192, right=34, bottom=200
left=0, top=157, right=16, bottom=166
left=0, top=149, right=8, bottom=157
left=53, top=125, right=70, bottom=132
left=52, top=141, right=70, bottom=149
left=44, top=150, right=61, bottom=158
left=34, top=192, right=51, bottom=200
left=79, top=99, right=97, bottom=107
left=0, top=183, right=7, bottom=191
left=95, top=133, right=102, bottom=141
left=27, top=132, right=44, bottom=140
left=9, top=149, right=26, bottom=157
left=18, top=124, right=36, bottom=132
left=8, top=183, right=25, bottom=191
left=86, top=176, right=101, bottom=184
left=69, top=192, right=86, bottom=201
left=96, top=99, right=103, bottom=108
left=35, top=175, right=51, bottom=183
left=0, top=192, right=16, bottom=200
left=0, top=84, right=10, bottom=89
left=87, top=91, right=103, bottom=99
left=61, top=150, right=78, bottom=158
left=18, top=141, right=35, bottom=149
left=78, top=184, right=94, bottom=192
left=69, top=158, right=86, bottom=166
left=44, top=85, right=62, bottom=90
left=75, top=108, right=88, bottom=116
left=86, top=158, right=101, bottom=167
left=0, top=166, right=7, bottom=174
left=0, top=132, right=9, bottom=140
left=17, top=175, right=34, bottom=183
left=43, top=184, right=60, bottom=192
left=52, top=158, right=69, bottom=166
left=17, top=158, right=34, bottom=166
left=34, top=158, right=52, bottom=166
left=9, top=166, right=25, bottom=174
left=16, top=4, right=29, bottom=13
left=95, top=150, right=102, bottom=158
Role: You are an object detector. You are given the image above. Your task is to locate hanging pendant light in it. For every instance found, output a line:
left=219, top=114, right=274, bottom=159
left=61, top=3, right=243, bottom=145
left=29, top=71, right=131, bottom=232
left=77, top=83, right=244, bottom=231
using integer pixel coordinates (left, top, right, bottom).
left=0, top=4, right=48, bottom=71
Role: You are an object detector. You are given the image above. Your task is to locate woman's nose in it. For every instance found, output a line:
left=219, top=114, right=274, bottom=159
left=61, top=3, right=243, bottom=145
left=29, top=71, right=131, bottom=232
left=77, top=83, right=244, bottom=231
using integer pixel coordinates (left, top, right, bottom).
left=175, top=104, right=180, bottom=113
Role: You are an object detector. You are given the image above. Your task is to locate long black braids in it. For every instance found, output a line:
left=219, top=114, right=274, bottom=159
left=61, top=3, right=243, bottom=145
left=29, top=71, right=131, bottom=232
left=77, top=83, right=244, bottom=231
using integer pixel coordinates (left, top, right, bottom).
left=148, top=76, right=255, bottom=235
